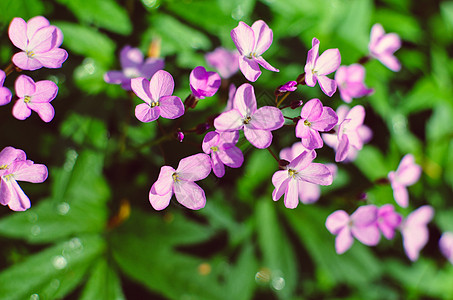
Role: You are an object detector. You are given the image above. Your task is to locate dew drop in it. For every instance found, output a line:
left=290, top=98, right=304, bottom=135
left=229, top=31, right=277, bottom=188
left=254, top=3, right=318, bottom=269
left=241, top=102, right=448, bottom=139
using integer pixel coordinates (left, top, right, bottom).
left=231, top=6, right=244, bottom=20
left=63, top=149, right=78, bottom=171
left=50, top=279, right=60, bottom=290
left=30, top=294, right=39, bottom=300
left=30, top=225, right=41, bottom=236
left=142, top=0, right=159, bottom=9
left=52, top=256, right=67, bottom=270
left=27, top=212, right=38, bottom=223
left=271, top=276, right=286, bottom=291
left=57, top=202, right=70, bottom=215
left=83, top=58, right=96, bottom=75
left=68, top=237, right=83, bottom=251
left=255, top=267, right=271, bottom=284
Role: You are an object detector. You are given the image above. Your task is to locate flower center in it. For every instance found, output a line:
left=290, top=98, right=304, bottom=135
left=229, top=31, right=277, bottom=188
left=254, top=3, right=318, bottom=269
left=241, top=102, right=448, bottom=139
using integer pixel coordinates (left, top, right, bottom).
left=24, top=95, right=31, bottom=103
left=26, top=50, right=35, bottom=58
left=151, top=101, right=159, bottom=108
left=246, top=52, right=256, bottom=59
left=172, top=173, right=180, bottom=183
left=0, top=164, right=8, bottom=170
left=210, top=146, right=218, bottom=152
left=304, top=119, right=311, bottom=127
left=243, top=116, right=252, bottom=125
left=123, top=67, right=140, bottom=78
left=288, top=168, right=298, bottom=178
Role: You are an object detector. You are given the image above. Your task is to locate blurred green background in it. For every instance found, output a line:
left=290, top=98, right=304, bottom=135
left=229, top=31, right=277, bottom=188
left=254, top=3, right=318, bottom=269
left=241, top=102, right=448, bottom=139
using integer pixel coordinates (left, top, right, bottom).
left=1, top=0, right=453, bottom=299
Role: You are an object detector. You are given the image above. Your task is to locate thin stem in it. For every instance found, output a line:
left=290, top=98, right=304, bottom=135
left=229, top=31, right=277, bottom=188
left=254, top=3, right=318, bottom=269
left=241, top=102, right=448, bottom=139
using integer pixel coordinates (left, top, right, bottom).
left=276, top=92, right=290, bottom=108
left=266, top=147, right=279, bottom=163
left=3, top=62, right=17, bottom=77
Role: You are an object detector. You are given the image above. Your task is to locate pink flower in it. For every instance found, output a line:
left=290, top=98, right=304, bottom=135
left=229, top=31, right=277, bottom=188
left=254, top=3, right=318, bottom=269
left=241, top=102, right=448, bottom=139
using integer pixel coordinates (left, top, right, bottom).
left=278, top=81, right=298, bottom=92
left=131, top=70, right=184, bottom=123
left=369, top=24, right=401, bottom=72
left=377, top=204, right=402, bottom=240
left=295, top=98, right=338, bottom=150
left=224, top=83, right=236, bottom=112
left=304, top=38, right=341, bottom=97
left=202, top=131, right=244, bottom=178
left=335, top=64, right=373, bottom=103
left=326, top=205, right=380, bottom=254
left=189, top=66, right=221, bottom=99
left=214, top=83, right=284, bottom=149
left=323, top=105, right=372, bottom=162
left=400, top=205, right=434, bottom=261
left=439, top=232, right=453, bottom=265
left=0, top=146, right=48, bottom=211
left=272, top=150, right=333, bottom=209
left=279, top=142, right=337, bottom=204
left=205, top=47, right=239, bottom=79
left=104, top=45, right=164, bottom=91
left=388, top=154, right=421, bottom=208
left=13, top=75, right=58, bottom=122
left=231, top=20, right=279, bottom=82
left=0, top=70, right=12, bottom=106
left=8, top=16, right=68, bottom=71
left=149, top=153, right=211, bottom=210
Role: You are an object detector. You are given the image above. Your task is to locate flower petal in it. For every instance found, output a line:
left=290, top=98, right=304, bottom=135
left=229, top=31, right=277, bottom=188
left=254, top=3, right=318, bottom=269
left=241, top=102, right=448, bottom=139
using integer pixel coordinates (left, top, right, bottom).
left=27, top=102, right=55, bottom=122
left=177, top=153, right=211, bottom=181
left=301, top=98, right=323, bottom=121
left=6, top=178, right=31, bottom=211
left=298, top=181, right=320, bottom=204
left=231, top=21, right=255, bottom=56
left=244, top=127, right=272, bottom=149
left=26, top=16, right=50, bottom=41
left=254, top=56, right=279, bottom=72
left=211, top=152, right=225, bottom=178
left=135, top=103, right=159, bottom=123
left=28, top=26, right=56, bottom=53
left=0, top=147, right=26, bottom=166
left=149, top=184, right=172, bottom=210
left=131, top=77, right=152, bottom=104
left=335, top=134, right=349, bottom=162
left=153, top=165, right=175, bottom=195
left=317, top=75, right=337, bottom=97
left=173, top=181, right=206, bottom=210
left=251, top=20, right=273, bottom=55
left=315, top=48, right=341, bottom=75
left=289, top=150, right=316, bottom=171
left=336, top=227, right=354, bottom=254
left=272, top=174, right=290, bottom=201
left=250, top=106, right=284, bottom=131
left=214, top=110, right=243, bottom=132
left=202, top=131, right=219, bottom=154
left=233, top=83, right=257, bottom=116
left=9, top=18, right=28, bottom=50
left=311, top=106, right=338, bottom=132
left=158, top=96, right=184, bottom=119
left=32, top=80, right=58, bottom=103
left=15, top=75, right=36, bottom=98
left=34, top=47, right=68, bottom=69
left=149, top=70, right=174, bottom=101
left=239, top=56, right=261, bottom=82
left=298, top=162, right=332, bottom=185
left=12, top=99, right=32, bottom=120
left=352, top=224, right=380, bottom=246
left=218, top=146, right=244, bottom=168
left=13, top=163, right=47, bottom=183
left=12, top=52, right=43, bottom=71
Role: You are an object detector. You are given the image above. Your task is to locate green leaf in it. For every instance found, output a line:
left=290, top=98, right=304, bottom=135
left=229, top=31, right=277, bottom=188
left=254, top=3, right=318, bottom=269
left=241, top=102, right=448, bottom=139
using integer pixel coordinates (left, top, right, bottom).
left=53, top=22, right=115, bottom=66
left=55, top=0, right=132, bottom=35
left=60, top=113, right=109, bottom=149
left=0, top=235, right=104, bottom=300
left=73, top=58, right=110, bottom=94
left=354, top=145, right=389, bottom=181
left=79, top=258, right=125, bottom=300
left=0, top=0, right=44, bottom=26
left=337, top=0, right=372, bottom=52
left=256, top=200, right=298, bottom=299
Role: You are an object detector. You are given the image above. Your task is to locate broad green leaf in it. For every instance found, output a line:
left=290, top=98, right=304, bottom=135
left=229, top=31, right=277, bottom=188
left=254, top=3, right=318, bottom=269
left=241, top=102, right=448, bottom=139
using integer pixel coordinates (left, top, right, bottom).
left=0, top=149, right=109, bottom=243
left=237, top=149, right=278, bottom=202
left=54, top=22, right=115, bottom=66
left=79, top=258, right=125, bottom=300
left=354, top=145, right=389, bottom=181
left=256, top=200, right=297, bottom=299
left=284, top=205, right=382, bottom=288
left=60, top=113, right=109, bottom=149
left=337, top=0, right=372, bottom=52
left=0, top=235, right=104, bottom=300
left=0, top=0, right=44, bottom=26
left=55, top=0, right=132, bottom=35
left=373, top=9, right=422, bottom=43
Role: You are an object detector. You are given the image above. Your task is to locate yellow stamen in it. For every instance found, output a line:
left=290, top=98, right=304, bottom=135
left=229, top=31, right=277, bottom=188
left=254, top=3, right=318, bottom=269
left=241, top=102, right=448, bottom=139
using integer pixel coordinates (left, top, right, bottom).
left=304, top=120, right=311, bottom=127
left=211, top=146, right=218, bottom=152
left=24, top=96, right=31, bottom=103
left=172, top=173, right=180, bottom=183
left=151, top=101, right=159, bottom=107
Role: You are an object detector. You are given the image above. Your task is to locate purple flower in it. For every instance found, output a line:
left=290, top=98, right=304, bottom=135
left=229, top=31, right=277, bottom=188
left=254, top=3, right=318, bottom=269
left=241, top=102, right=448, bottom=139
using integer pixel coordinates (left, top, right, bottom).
left=278, top=81, right=298, bottom=92
left=304, top=38, right=341, bottom=97
left=0, top=70, right=12, bottom=106
left=369, top=24, right=401, bottom=72
left=231, top=20, right=279, bottom=82
left=400, top=205, right=434, bottom=261
left=322, top=105, right=373, bottom=162
left=205, top=47, right=239, bottom=79
left=326, top=205, right=380, bottom=254
left=295, top=98, right=338, bottom=150
left=13, top=75, right=58, bottom=122
left=149, top=153, right=211, bottom=210
left=0, top=146, right=48, bottom=211
left=279, top=142, right=337, bottom=204
left=202, top=131, right=244, bottom=178
left=189, top=66, right=221, bottom=99
left=104, top=45, right=164, bottom=91
left=214, top=83, right=284, bottom=149
left=272, top=150, right=333, bottom=209
left=8, top=16, right=68, bottom=71
left=335, top=64, right=373, bottom=103
left=439, top=232, right=453, bottom=265
left=388, top=154, right=421, bottom=208
left=131, top=70, right=184, bottom=123
left=377, top=204, right=402, bottom=240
